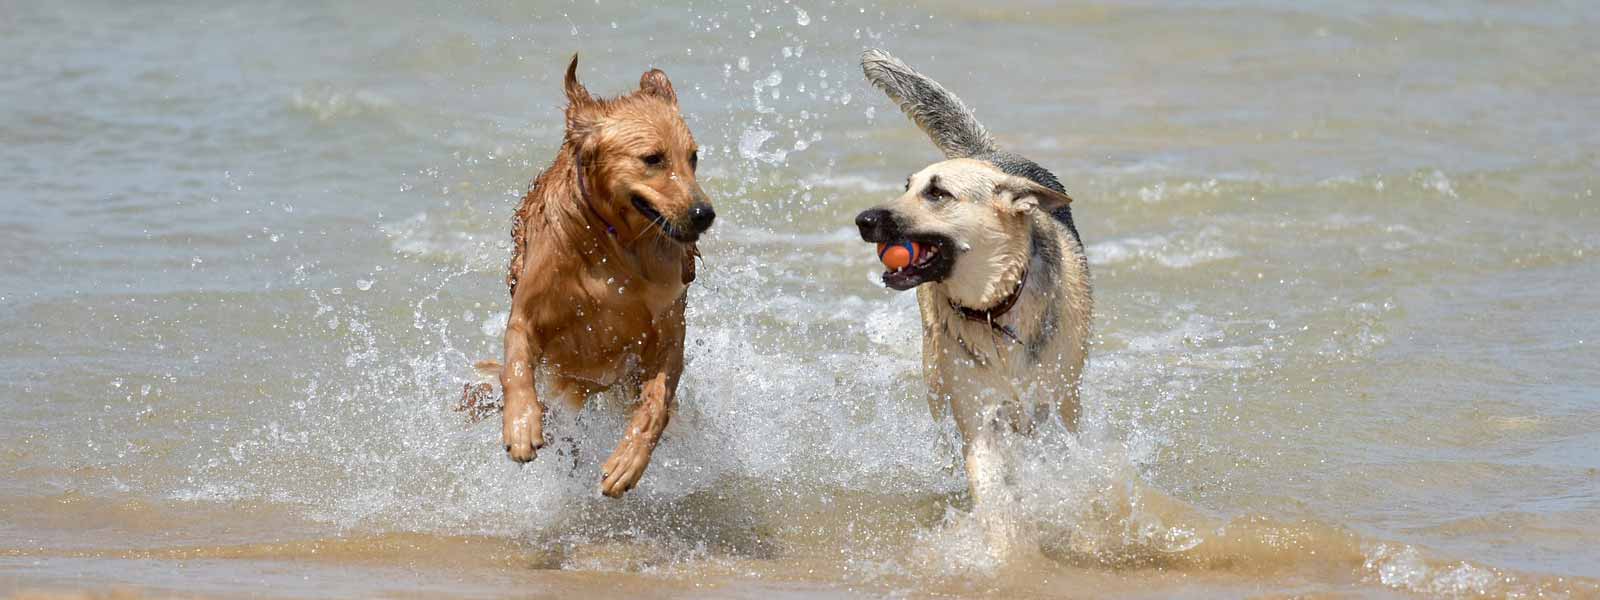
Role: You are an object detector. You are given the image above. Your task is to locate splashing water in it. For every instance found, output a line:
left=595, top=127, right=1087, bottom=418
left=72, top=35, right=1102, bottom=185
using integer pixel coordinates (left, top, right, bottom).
left=3, top=1, right=1599, bottom=597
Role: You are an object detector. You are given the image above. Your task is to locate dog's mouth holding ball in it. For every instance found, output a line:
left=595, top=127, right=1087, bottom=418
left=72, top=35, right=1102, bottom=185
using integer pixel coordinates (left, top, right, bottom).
left=876, top=234, right=956, bottom=290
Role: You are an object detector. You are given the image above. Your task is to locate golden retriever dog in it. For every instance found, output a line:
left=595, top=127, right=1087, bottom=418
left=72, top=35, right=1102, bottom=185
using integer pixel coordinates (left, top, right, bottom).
left=486, top=55, right=713, bottom=498
left=855, top=49, right=1091, bottom=555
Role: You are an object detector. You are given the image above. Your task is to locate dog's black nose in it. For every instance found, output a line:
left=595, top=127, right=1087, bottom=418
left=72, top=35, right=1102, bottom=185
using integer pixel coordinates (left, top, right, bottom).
left=687, top=203, right=716, bottom=233
left=855, top=208, right=895, bottom=242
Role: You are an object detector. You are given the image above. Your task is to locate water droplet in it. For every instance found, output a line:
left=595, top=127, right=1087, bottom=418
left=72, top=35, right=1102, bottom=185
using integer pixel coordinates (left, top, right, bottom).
left=795, top=7, right=810, bottom=26
left=356, top=280, right=374, bottom=291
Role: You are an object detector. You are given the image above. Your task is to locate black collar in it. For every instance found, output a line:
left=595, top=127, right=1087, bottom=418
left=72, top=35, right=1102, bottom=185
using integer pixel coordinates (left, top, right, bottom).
left=951, top=268, right=1027, bottom=344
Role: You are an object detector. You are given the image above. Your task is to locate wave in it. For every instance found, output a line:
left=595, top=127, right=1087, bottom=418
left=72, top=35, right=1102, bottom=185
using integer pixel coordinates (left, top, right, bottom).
left=287, top=83, right=395, bottom=123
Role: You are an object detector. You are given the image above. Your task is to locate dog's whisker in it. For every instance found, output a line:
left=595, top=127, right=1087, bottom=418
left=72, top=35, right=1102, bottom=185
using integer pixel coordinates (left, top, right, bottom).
left=632, top=214, right=667, bottom=243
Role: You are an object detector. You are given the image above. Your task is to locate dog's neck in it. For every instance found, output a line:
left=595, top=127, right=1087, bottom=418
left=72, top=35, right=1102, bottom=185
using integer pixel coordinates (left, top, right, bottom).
left=951, top=267, right=1026, bottom=335
left=937, top=226, right=1030, bottom=312
left=572, top=150, right=620, bottom=239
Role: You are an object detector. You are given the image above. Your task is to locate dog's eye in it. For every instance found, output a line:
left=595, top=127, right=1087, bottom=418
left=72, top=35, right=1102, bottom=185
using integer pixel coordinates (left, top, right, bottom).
left=688, top=150, right=698, bottom=171
left=642, top=152, right=665, bottom=167
left=923, top=186, right=949, bottom=202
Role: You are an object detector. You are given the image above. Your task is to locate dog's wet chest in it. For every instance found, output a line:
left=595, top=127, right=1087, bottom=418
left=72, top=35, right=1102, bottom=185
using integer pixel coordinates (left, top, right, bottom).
left=589, top=258, right=683, bottom=315
left=536, top=266, right=682, bottom=376
left=937, top=318, right=1032, bottom=371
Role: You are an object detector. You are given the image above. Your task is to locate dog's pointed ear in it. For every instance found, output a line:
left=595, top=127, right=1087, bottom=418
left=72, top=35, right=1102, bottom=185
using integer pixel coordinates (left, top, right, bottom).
left=564, top=53, right=593, bottom=106
left=563, top=54, right=598, bottom=135
left=994, top=176, right=1073, bottom=215
left=639, top=68, right=677, bottom=104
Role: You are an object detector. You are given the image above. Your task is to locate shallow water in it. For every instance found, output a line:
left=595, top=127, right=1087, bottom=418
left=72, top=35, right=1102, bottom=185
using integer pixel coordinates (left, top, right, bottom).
left=3, top=1, right=1599, bottom=598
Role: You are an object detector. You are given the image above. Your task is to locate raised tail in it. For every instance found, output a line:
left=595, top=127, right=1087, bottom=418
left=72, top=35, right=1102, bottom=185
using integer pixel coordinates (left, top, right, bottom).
left=471, top=360, right=502, bottom=378
left=860, top=49, right=997, bottom=159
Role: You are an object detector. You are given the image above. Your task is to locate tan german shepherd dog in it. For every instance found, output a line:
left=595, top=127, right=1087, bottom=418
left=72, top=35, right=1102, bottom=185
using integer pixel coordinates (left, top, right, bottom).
left=855, top=49, right=1092, bottom=556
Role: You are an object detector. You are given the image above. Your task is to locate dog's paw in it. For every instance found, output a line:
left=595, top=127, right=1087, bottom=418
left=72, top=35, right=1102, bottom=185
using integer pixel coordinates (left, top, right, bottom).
left=502, top=399, right=546, bottom=463
left=599, top=435, right=653, bottom=497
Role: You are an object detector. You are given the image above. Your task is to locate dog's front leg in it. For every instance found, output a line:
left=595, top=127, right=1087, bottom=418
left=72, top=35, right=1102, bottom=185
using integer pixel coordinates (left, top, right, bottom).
left=954, top=402, right=1012, bottom=508
left=952, top=394, right=1027, bottom=558
left=599, top=294, right=685, bottom=498
left=501, top=310, right=545, bottom=462
left=599, top=370, right=671, bottom=497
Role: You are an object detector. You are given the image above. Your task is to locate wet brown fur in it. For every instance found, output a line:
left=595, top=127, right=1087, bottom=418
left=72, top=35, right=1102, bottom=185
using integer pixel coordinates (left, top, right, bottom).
left=495, top=55, right=712, bottom=498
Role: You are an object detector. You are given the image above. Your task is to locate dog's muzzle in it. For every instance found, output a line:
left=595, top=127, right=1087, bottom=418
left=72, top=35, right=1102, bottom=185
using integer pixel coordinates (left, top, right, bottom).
left=686, top=202, right=716, bottom=234
left=855, top=208, right=898, bottom=243
left=855, top=207, right=957, bottom=290
left=634, top=197, right=715, bottom=243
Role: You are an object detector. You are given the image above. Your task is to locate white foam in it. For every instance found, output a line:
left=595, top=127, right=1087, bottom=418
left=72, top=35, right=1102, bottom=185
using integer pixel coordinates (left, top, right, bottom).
left=1132, top=178, right=1220, bottom=204
left=1086, top=229, right=1239, bottom=269
left=1417, top=169, right=1459, bottom=198
left=800, top=173, right=902, bottom=193
left=288, top=84, right=394, bottom=122
left=380, top=211, right=501, bottom=271
left=1363, top=543, right=1501, bottom=596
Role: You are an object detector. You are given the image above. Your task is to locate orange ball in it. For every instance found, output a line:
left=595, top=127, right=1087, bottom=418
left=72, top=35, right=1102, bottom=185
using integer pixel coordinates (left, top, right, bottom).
left=877, top=241, right=920, bottom=270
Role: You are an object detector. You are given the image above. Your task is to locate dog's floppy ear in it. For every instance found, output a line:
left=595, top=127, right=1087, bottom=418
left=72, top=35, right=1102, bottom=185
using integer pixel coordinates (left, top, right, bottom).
left=638, top=69, right=677, bottom=104
left=994, top=175, right=1073, bottom=215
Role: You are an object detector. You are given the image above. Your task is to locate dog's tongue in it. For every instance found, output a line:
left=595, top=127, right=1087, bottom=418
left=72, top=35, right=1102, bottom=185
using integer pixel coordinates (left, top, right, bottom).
left=876, top=241, right=920, bottom=270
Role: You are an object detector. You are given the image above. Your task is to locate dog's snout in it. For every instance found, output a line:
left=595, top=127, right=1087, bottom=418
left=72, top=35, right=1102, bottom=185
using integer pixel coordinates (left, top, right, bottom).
left=856, top=208, right=896, bottom=242
left=687, top=202, right=715, bottom=232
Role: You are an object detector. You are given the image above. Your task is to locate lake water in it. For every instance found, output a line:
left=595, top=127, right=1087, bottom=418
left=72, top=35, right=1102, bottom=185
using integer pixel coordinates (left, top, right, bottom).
left=2, top=1, right=1598, bottom=597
